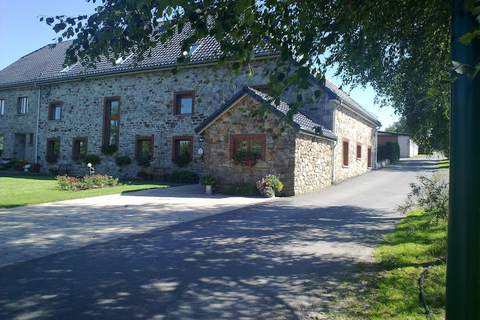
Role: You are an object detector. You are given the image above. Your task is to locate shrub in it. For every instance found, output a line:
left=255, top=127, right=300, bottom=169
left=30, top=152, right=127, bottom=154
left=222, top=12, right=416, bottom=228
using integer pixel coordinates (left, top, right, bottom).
left=399, top=175, right=449, bottom=222
left=84, top=154, right=101, bottom=166
left=167, top=170, right=199, bottom=184
left=115, top=155, right=132, bottom=166
left=137, top=155, right=151, bottom=167
left=256, top=175, right=284, bottom=197
left=101, top=145, right=118, bottom=155
left=56, top=174, right=119, bottom=191
left=200, top=175, right=217, bottom=186
left=222, top=183, right=258, bottom=196
left=173, top=152, right=192, bottom=167
left=13, top=160, right=28, bottom=171
left=378, top=142, right=400, bottom=162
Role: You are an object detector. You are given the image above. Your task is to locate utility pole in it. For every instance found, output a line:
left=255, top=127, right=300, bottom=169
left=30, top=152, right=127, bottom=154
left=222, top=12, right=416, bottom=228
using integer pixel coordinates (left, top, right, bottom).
left=447, top=0, right=480, bottom=318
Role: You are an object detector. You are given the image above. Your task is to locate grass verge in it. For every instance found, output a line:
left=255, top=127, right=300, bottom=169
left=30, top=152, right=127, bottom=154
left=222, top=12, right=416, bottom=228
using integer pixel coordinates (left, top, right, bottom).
left=437, top=159, right=449, bottom=169
left=330, top=209, right=447, bottom=319
left=0, top=175, right=169, bottom=208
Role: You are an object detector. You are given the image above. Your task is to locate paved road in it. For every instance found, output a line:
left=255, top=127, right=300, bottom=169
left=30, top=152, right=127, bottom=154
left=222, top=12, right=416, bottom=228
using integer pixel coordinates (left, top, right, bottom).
left=0, top=159, right=441, bottom=320
left=0, top=185, right=270, bottom=267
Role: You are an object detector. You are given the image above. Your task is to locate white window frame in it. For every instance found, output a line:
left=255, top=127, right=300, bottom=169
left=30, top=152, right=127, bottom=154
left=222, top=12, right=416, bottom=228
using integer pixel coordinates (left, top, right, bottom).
left=17, top=97, right=28, bottom=114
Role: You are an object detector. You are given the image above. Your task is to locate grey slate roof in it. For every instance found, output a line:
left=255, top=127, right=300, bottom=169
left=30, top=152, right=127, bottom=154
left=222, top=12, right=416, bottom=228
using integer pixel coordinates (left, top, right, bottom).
left=324, top=79, right=381, bottom=126
left=0, top=25, right=379, bottom=127
left=0, top=24, right=274, bottom=88
left=196, top=86, right=337, bottom=141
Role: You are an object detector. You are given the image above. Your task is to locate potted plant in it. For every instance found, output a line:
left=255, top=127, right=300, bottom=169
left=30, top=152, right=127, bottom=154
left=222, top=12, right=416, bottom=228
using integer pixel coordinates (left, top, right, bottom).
left=256, top=175, right=284, bottom=198
left=201, top=175, right=217, bottom=195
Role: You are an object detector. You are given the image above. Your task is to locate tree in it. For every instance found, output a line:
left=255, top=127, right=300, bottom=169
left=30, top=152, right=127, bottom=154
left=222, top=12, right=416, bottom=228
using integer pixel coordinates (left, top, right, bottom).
left=44, top=0, right=451, bottom=153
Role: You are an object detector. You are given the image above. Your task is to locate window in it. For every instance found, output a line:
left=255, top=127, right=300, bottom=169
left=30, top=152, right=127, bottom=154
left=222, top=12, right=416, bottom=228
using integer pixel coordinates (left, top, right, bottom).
left=28, top=133, right=34, bottom=146
left=0, top=99, right=4, bottom=115
left=356, top=144, right=362, bottom=160
left=17, top=97, right=28, bottom=114
left=46, top=138, right=60, bottom=163
left=103, top=97, right=120, bottom=150
left=48, top=102, right=63, bottom=120
left=72, top=138, right=88, bottom=161
left=0, top=135, right=4, bottom=155
left=174, top=91, right=194, bottom=115
left=367, top=147, right=373, bottom=168
left=342, top=140, right=349, bottom=167
left=172, top=136, right=193, bottom=166
left=230, top=134, right=266, bottom=162
left=136, top=136, right=154, bottom=161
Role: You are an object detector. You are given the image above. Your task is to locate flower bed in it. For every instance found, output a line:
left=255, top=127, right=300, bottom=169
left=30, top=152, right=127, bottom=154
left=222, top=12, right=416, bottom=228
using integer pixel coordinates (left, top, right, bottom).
left=57, top=174, right=119, bottom=191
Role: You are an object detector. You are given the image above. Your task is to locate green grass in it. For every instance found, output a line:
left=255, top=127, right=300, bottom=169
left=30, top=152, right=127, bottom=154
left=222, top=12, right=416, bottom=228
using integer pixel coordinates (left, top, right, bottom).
left=437, top=159, right=449, bottom=169
left=332, top=210, right=447, bottom=319
left=0, top=175, right=169, bottom=208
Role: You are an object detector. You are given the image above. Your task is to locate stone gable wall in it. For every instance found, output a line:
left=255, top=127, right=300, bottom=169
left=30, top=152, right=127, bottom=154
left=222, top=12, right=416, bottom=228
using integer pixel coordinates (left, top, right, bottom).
left=201, top=96, right=297, bottom=195
left=294, top=134, right=334, bottom=194
left=333, top=104, right=377, bottom=183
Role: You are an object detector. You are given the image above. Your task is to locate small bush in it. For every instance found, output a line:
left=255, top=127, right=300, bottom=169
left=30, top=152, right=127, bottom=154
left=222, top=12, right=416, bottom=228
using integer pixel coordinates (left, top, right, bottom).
left=256, top=175, right=284, bottom=197
left=84, top=154, right=101, bottom=166
left=13, top=160, right=28, bottom=171
left=115, top=155, right=132, bottom=167
left=222, top=183, right=258, bottom=196
left=399, top=175, right=449, bottom=222
left=137, top=155, right=152, bottom=167
left=200, top=175, right=217, bottom=186
left=101, top=145, right=118, bottom=155
left=378, top=142, right=400, bottom=162
left=167, top=170, right=199, bottom=184
left=57, top=174, right=119, bottom=191
left=173, top=152, right=192, bottom=167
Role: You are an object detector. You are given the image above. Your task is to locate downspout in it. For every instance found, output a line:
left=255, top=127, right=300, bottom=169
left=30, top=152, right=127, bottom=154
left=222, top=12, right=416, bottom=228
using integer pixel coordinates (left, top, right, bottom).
left=34, top=84, right=41, bottom=164
left=374, top=127, right=379, bottom=168
left=330, top=101, right=338, bottom=184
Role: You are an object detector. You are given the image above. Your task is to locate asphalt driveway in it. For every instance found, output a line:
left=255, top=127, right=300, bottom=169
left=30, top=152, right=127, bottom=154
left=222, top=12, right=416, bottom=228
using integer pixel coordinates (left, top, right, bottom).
left=0, top=158, right=442, bottom=319
left=0, top=185, right=270, bottom=267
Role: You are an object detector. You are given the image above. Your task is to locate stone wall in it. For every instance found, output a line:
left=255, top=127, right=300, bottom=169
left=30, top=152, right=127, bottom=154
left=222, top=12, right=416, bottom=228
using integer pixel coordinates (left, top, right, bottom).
left=294, top=134, right=334, bottom=194
left=1, top=60, right=284, bottom=176
left=0, top=87, right=39, bottom=163
left=201, top=96, right=297, bottom=195
left=333, top=103, right=377, bottom=183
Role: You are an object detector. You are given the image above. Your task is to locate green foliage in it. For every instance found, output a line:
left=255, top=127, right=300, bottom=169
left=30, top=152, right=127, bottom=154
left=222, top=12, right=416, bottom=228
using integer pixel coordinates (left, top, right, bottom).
left=101, top=145, right=118, bottom=155
left=200, top=175, right=217, bottom=186
left=222, top=183, right=258, bottom=196
left=256, top=175, right=284, bottom=197
left=331, top=210, right=446, bottom=319
left=56, top=174, right=119, bottom=191
left=136, top=155, right=151, bottom=167
left=399, top=175, right=449, bottom=222
left=378, top=142, right=400, bottom=162
left=44, top=0, right=453, bottom=153
left=115, top=155, right=132, bottom=167
left=166, top=170, right=199, bottom=184
left=437, top=159, right=449, bottom=169
left=84, top=154, right=101, bottom=166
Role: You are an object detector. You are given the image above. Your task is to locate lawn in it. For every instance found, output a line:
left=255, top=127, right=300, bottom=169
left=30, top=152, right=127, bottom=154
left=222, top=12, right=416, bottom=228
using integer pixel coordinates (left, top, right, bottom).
left=0, top=175, right=169, bottom=208
left=437, top=159, right=449, bottom=169
left=331, top=210, right=447, bottom=319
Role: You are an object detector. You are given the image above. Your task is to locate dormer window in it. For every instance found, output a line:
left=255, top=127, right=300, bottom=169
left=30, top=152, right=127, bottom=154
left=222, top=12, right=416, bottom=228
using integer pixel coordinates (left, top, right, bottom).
left=115, top=53, right=133, bottom=65
left=60, top=64, right=75, bottom=73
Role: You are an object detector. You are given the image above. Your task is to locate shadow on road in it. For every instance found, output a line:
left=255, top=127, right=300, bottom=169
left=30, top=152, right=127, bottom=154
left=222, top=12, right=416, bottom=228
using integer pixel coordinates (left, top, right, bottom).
left=0, top=203, right=400, bottom=319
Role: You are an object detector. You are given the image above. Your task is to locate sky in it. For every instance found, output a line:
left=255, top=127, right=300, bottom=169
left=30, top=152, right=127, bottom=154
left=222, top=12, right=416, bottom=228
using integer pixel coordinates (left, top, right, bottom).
left=0, top=0, right=398, bottom=129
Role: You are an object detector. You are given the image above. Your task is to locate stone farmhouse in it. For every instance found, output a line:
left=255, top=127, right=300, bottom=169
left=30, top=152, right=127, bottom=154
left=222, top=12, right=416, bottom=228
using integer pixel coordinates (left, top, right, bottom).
left=0, top=29, right=381, bottom=195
